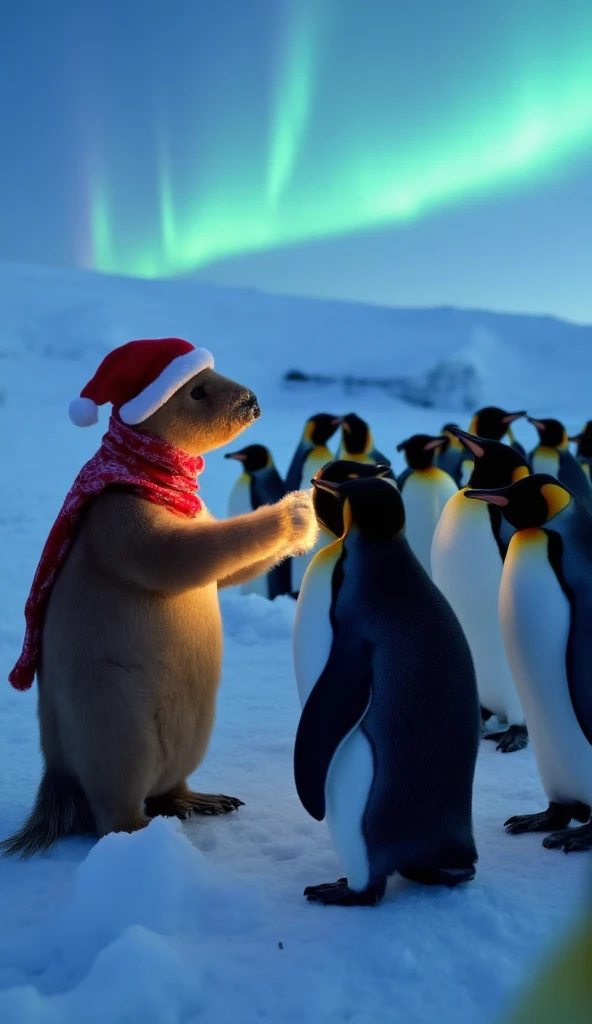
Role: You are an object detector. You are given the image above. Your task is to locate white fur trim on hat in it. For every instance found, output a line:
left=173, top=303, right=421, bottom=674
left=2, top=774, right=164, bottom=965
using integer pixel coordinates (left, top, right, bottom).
left=68, top=396, right=99, bottom=427
left=118, top=347, right=215, bottom=425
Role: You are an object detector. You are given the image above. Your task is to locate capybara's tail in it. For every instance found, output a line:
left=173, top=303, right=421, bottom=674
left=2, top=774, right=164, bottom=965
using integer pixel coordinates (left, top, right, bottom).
left=0, top=769, right=94, bottom=858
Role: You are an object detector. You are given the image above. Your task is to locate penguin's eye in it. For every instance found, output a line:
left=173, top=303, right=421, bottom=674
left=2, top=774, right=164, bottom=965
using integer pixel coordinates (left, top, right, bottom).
left=191, top=386, right=206, bottom=401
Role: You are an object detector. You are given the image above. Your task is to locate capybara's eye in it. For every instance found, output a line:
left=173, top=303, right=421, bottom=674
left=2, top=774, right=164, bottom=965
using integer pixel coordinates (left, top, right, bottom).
left=191, top=386, right=206, bottom=401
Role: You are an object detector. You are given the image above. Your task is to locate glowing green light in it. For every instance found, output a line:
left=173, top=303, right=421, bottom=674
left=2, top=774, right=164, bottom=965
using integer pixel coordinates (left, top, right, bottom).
left=267, top=0, right=318, bottom=206
left=90, top=6, right=592, bottom=279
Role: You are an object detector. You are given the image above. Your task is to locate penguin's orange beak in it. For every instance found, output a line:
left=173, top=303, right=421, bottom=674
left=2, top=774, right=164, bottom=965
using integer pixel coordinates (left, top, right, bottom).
left=569, top=435, right=582, bottom=443
left=423, top=437, right=447, bottom=451
left=331, top=416, right=343, bottom=427
left=502, top=411, right=526, bottom=424
left=225, top=452, right=247, bottom=461
left=447, top=427, right=484, bottom=458
left=464, top=490, right=509, bottom=506
left=527, top=417, right=546, bottom=431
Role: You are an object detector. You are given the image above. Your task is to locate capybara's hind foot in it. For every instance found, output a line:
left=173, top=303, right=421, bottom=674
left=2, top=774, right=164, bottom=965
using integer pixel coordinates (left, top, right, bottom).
left=145, top=788, right=244, bottom=821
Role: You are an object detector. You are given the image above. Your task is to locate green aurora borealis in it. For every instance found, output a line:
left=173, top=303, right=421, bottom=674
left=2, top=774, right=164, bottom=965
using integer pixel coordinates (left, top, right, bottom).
left=89, top=1, right=592, bottom=280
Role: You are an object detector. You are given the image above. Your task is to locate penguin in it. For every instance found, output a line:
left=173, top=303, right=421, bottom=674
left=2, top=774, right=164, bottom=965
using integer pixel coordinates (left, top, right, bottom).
left=293, top=475, right=480, bottom=906
left=528, top=417, right=592, bottom=513
left=293, top=460, right=392, bottom=709
left=435, top=423, right=467, bottom=485
left=465, top=474, right=592, bottom=851
left=285, top=414, right=342, bottom=492
left=469, top=406, right=527, bottom=453
left=569, top=421, right=592, bottom=480
left=395, top=435, right=458, bottom=576
left=460, top=407, right=527, bottom=485
left=338, top=413, right=395, bottom=479
left=431, top=428, right=530, bottom=752
left=286, top=414, right=343, bottom=595
left=225, top=444, right=291, bottom=599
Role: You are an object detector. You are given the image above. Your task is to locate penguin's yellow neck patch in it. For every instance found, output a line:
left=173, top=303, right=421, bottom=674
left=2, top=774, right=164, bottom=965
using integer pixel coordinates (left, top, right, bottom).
left=511, top=465, right=530, bottom=483
left=541, top=482, right=571, bottom=521
left=446, top=434, right=464, bottom=451
left=468, top=416, right=478, bottom=434
left=415, top=466, right=446, bottom=480
left=512, top=527, right=547, bottom=547
left=342, top=498, right=353, bottom=535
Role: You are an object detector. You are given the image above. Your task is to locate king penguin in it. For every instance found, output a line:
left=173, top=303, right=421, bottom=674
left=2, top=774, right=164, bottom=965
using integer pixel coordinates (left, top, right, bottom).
left=528, top=417, right=592, bottom=513
left=292, top=475, right=480, bottom=906
left=286, top=414, right=342, bottom=595
left=285, top=413, right=342, bottom=493
left=435, top=423, right=467, bottom=485
left=460, top=407, right=527, bottom=484
left=465, top=473, right=592, bottom=851
left=338, top=413, right=395, bottom=479
left=570, top=421, right=592, bottom=480
left=293, top=459, right=392, bottom=709
left=395, top=434, right=458, bottom=576
left=225, top=444, right=291, bottom=599
left=431, top=428, right=530, bottom=751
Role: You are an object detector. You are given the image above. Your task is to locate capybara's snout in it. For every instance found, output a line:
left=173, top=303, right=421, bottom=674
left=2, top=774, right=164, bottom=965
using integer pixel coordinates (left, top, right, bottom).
left=235, top=388, right=261, bottom=423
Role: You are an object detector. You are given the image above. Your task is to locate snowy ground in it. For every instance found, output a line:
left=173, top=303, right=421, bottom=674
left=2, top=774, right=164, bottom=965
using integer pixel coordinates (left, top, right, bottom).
left=0, top=263, right=590, bottom=1023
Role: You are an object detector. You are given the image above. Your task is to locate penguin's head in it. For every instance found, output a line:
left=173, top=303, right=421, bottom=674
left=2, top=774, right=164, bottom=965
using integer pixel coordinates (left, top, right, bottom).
left=396, top=434, right=446, bottom=470
left=224, top=444, right=272, bottom=474
left=312, top=475, right=404, bottom=541
left=469, top=406, right=526, bottom=441
left=440, top=423, right=464, bottom=451
left=448, top=427, right=530, bottom=488
left=465, top=473, right=572, bottom=529
left=569, top=422, right=592, bottom=457
left=303, top=413, right=342, bottom=446
left=340, top=413, right=371, bottom=455
left=528, top=417, right=568, bottom=449
left=311, top=460, right=392, bottom=537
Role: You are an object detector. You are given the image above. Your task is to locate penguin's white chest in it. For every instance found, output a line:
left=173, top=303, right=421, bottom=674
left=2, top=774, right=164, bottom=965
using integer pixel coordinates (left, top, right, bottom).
left=500, top=530, right=592, bottom=805
left=431, top=492, right=523, bottom=723
left=227, top=476, right=268, bottom=597
left=301, top=447, right=332, bottom=485
left=293, top=542, right=374, bottom=891
left=532, top=448, right=560, bottom=478
left=228, top=475, right=253, bottom=518
left=293, top=540, right=342, bottom=707
left=402, top=469, right=457, bottom=576
left=290, top=448, right=334, bottom=592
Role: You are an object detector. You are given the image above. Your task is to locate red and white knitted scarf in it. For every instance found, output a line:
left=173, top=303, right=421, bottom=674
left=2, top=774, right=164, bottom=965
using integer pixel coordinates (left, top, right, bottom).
left=10, top=414, right=205, bottom=692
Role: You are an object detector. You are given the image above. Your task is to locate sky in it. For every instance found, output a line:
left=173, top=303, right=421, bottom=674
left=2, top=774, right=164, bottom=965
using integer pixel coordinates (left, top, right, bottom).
left=1, top=0, right=592, bottom=322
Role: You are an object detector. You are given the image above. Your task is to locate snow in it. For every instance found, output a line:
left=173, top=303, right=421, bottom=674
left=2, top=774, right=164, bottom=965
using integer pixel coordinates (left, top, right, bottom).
left=0, top=261, right=590, bottom=1023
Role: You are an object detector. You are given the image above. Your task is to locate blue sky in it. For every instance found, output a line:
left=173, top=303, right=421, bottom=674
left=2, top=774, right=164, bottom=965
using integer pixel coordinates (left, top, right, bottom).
left=1, top=0, right=591, bottom=321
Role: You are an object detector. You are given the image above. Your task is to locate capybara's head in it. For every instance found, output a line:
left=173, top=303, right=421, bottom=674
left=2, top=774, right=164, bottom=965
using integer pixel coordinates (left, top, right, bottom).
left=141, top=368, right=261, bottom=455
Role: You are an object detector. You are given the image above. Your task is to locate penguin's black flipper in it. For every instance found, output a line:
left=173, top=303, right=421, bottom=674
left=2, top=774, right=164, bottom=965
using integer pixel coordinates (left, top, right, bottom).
left=294, top=641, right=373, bottom=821
left=548, top=519, right=592, bottom=746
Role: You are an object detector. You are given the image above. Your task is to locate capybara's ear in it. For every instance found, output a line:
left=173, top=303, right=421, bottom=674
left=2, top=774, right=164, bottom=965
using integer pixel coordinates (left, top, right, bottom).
left=141, top=369, right=261, bottom=455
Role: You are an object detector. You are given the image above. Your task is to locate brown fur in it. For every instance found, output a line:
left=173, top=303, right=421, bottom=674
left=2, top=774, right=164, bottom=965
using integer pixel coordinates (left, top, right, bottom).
left=2, top=369, right=317, bottom=856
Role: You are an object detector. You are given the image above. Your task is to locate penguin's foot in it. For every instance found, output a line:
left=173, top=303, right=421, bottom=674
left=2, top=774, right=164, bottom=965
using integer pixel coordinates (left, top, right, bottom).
left=304, top=877, right=386, bottom=906
left=484, top=724, right=528, bottom=753
left=505, top=802, right=574, bottom=834
left=145, top=789, right=244, bottom=820
left=400, top=865, right=476, bottom=887
left=543, top=821, right=592, bottom=853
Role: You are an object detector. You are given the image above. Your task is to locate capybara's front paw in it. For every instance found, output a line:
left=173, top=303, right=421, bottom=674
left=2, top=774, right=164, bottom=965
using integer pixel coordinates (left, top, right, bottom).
left=281, top=490, right=319, bottom=555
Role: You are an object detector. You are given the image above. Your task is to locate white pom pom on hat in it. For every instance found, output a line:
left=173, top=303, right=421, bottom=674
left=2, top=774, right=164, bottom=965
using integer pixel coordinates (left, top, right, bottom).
left=68, top=397, right=99, bottom=427
left=68, top=338, right=215, bottom=427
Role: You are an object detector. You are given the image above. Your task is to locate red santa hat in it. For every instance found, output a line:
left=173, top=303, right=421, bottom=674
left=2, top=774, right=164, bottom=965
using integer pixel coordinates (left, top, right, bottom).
left=68, top=338, right=215, bottom=427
